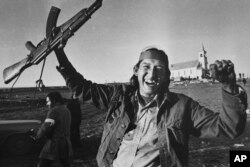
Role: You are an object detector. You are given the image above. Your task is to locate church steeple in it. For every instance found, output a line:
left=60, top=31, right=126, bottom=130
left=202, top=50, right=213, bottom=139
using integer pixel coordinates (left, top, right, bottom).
left=198, top=44, right=208, bottom=70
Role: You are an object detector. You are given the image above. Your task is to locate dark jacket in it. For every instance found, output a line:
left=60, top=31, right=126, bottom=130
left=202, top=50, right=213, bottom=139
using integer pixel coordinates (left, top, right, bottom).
left=58, top=66, right=247, bottom=167
left=67, top=99, right=82, bottom=147
left=37, top=104, right=73, bottom=163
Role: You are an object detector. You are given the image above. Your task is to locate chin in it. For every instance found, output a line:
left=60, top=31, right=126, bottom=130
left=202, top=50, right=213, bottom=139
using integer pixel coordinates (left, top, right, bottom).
left=144, top=89, right=158, bottom=96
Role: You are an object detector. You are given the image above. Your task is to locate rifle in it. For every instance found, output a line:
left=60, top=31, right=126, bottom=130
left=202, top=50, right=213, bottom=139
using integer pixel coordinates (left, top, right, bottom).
left=3, top=0, right=103, bottom=84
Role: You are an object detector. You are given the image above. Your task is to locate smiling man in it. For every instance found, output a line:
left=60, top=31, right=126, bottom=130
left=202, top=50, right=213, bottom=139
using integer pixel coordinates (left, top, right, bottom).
left=55, top=47, right=247, bottom=167
left=136, top=49, right=169, bottom=98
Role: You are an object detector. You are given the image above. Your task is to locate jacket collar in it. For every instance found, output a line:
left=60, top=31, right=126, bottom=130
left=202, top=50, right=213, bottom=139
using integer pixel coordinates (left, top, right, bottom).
left=132, top=89, right=179, bottom=109
left=163, top=91, right=179, bottom=108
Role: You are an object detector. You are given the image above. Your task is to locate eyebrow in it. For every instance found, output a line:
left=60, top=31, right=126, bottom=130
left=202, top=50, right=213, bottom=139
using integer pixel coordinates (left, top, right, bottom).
left=140, top=62, right=165, bottom=67
left=141, top=62, right=150, bottom=66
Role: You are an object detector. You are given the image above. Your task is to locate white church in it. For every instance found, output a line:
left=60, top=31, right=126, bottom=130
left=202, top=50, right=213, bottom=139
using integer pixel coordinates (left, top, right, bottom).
left=170, top=46, right=208, bottom=81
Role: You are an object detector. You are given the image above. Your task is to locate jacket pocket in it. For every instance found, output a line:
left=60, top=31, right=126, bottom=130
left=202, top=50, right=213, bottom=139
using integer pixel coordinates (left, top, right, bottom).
left=170, top=119, right=185, bottom=144
left=102, top=101, right=122, bottom=143
left=172, top=119, right=183, bottom=129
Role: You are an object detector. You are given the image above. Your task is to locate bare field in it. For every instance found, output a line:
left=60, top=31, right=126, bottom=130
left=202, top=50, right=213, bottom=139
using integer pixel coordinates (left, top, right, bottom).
left=0, top=82, right=250, bottom=167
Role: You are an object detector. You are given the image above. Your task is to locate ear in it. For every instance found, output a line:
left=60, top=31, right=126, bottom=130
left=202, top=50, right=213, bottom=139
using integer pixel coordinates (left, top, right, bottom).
left=133, top=67, right=138, bottom=76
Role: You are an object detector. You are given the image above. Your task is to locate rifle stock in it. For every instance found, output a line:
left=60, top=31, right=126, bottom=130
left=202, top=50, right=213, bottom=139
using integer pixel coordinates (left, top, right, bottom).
left=3, top=57, right=31, bottom=84
left=3, top=0, right=102, bottom=84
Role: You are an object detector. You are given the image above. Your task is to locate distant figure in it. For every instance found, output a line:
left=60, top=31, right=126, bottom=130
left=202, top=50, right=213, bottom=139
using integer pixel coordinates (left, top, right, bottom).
left=243, top=78, right=247, bottom=86
left=67, top=98, right=82, bottom=148
left=32, top=92, right=73, bottom=167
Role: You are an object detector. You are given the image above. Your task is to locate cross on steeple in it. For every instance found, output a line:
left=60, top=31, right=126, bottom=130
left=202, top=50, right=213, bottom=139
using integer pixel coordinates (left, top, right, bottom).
left=202, top=44, right=207, bottom=55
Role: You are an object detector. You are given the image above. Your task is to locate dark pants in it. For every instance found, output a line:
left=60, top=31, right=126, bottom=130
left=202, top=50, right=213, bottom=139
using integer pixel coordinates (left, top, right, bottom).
left=37, top=159, right=53, bottom=167
left=71, top=126, right=81, bottom=148
left=37, top=158, right=71, bottom=167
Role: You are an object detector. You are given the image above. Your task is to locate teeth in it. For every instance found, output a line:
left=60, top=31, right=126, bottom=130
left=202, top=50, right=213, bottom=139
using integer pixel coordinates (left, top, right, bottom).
left=145, top=80, right=159, bottom=85
left=146, top=80, right=155, bottom=83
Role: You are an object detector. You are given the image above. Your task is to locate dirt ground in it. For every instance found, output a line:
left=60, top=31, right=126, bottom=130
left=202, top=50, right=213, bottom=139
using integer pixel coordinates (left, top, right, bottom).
left=0, top=81, right=249, bottom=167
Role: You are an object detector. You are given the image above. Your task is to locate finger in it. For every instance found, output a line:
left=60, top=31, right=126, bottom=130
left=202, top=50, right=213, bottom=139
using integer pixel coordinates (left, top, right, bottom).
left=210, top=62, right=227, bottom=82
left=227, top=60, right=234, bottom=69
left=227, top=59, right=233, bottom=65
left=209, top=64, right=218, bottom=79
left=214, top=60, right=222, bottom=68
left=227, top=64, right=234, bottom=74
left=221, top=60, right=234, bottom=73
left=58, top=43, right=65, bottom=49
left=221, top=60, right=228, bottom=69
left=209, top=64, right=217, bottom=70
left=214, top=60, right=223, bottom=72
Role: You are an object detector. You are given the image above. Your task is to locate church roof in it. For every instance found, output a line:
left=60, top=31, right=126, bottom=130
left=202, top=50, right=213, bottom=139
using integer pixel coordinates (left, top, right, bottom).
left=170, top=60, right=200, bottom=71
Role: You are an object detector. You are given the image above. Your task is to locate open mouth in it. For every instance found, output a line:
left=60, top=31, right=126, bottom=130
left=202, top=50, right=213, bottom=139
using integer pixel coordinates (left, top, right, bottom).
left=145, top=80, right=159, bottom=87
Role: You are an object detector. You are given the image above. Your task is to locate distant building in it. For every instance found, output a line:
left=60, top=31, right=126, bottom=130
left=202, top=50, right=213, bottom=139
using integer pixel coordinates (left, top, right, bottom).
left=170, top=45, right=208, bottom=81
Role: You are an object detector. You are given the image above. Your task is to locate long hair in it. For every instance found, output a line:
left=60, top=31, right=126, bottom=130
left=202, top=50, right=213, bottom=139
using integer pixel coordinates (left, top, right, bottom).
left=46, top=91, right=64, bottom=105
left=129, top=48, right=171, bottom=92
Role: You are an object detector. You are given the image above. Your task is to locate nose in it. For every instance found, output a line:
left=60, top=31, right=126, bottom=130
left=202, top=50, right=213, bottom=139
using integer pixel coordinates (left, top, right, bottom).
left=147, top=68, right=157, bottom=79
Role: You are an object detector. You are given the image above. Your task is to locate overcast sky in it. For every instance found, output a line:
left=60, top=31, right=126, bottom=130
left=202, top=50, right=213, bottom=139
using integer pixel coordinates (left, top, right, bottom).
left=1, top=0, right=250, bottom=88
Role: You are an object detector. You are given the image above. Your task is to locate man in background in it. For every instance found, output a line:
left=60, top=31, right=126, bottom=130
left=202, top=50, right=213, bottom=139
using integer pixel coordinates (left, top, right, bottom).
left=67, top=98, right=82, bottom=148
left=32, top=92, right=73, bottom=167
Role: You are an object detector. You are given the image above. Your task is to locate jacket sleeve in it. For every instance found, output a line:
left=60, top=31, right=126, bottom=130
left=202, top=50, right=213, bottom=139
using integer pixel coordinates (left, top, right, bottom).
left=36, top=122, right=54, bottom=139
left=36, top=109, right=57, bottom=139
left=189, top=85, right=247, bottom=139
left=56, top=60, right=115, bottom=111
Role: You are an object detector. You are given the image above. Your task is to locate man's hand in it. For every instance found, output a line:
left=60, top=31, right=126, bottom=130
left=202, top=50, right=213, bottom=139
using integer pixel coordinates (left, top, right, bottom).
left=27, top=129, right=37, bottom=140
left=53, top=27, right=68, bottom=50
left=54, top=45, right=70, bottom=68
left=209, top=60, right=238, bottom=94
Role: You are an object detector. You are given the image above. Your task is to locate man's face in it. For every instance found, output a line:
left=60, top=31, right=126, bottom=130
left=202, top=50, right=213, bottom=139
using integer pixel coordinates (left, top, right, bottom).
left=46, top=97, right=52, bottom=108
left=135, top=58, right=167, bottom=97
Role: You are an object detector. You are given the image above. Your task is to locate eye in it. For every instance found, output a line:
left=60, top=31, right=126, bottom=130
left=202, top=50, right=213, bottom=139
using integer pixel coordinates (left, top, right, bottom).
left=140, top=64, right=150, bottom=70
left=155, top=66, right=165, bottom=73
